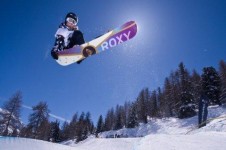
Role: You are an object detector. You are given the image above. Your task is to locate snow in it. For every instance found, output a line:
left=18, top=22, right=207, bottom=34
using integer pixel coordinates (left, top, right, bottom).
left=1, top=106, right=226, bottom=150
left=1, top=132, right=226, bottom=150
left=100, top=105, right=226, bottom=137
left=0, top=108, right=8, bottom=114
left=136, top=132, right=226, bottom=150
left=0, top=137, right=75, bottom=150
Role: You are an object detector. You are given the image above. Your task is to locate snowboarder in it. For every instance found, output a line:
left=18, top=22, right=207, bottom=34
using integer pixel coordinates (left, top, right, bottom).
left=51, top=12, right=85, bottom=62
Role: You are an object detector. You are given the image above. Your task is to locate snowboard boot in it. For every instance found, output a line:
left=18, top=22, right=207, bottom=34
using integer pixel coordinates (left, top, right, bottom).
left=76, top=58, right=85, bottom=64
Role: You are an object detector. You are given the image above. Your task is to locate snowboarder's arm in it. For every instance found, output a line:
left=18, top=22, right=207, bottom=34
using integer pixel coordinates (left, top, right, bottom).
left=55, top=28, right=68, bottom=38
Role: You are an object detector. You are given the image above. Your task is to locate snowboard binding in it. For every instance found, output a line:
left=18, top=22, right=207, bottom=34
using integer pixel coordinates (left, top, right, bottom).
left=82, top=46, right=97, bottom=57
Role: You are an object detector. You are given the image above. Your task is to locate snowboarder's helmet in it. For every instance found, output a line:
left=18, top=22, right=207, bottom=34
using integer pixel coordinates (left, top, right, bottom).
left=65, top=12, right=78, bottom=25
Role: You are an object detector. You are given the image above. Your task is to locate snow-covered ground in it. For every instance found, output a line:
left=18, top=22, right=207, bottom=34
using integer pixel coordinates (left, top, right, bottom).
left=1, top=132, right=226, bottom=150
left=100, top=105, right=226, bottom=138
left=1, top=106, right=226, bottom=150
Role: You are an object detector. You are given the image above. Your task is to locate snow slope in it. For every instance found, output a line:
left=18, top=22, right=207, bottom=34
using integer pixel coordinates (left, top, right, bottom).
left=0, top=137, right=75, bottom=150
left=1, top=132, right=226, bottom=150
left=72, top=132, right=226, bottom=150
left=136, top=132, right=226, bottom=150
left=100, top=105, right=226, bottom=138
left=1, top=106, right=226, bottom=150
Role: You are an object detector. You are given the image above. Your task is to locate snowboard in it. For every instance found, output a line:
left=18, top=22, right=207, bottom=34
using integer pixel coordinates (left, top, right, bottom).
left=56, top=21, right=137, bottom=66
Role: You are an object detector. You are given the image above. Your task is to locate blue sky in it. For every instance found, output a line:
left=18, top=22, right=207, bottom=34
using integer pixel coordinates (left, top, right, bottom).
left=0, top=0, right=226, bottom=124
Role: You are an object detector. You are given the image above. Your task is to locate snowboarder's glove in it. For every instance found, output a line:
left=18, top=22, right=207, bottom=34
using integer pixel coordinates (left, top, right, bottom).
left=51, top=50, right=58, bottom=60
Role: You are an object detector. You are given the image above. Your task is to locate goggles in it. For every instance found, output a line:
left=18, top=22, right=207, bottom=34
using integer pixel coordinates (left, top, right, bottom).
left=66, top=17, right=78, bottom=25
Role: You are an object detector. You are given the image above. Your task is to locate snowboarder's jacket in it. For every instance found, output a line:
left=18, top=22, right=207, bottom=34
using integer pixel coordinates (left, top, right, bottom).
left=52, top=23, right=85, bottom=52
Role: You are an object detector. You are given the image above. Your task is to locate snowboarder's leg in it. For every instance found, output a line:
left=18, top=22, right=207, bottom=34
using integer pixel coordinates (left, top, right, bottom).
left=68, top=30, right=86, bottom=64
left=67, top=30, right=85, bottom=48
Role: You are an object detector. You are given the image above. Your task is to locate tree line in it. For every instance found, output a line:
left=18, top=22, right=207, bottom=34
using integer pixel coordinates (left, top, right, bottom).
left=0, top=60, right=226, bottom=142
left=95, top=60, right=226, bottom=133
left=0, top=94, right=95, bottom=142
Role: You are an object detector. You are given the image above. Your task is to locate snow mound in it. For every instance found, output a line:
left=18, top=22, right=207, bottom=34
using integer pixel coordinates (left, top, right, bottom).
left=0, top=137, right=75, bottom=150
left=136, top=132, right=226, bottom=150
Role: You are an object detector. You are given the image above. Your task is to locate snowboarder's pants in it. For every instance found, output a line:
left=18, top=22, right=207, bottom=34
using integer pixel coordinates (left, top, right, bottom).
left=67, top=30, right=85, bottom=48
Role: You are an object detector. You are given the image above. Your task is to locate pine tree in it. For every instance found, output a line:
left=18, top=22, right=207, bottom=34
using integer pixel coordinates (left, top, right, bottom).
left=162, top=77, right=173, bottom=117
left=49, top=120, right=60, bottom=142
left=136, top=88, right=149, bottom=123
left=38, top=119, right=51, bottom=141
left=190, top=69, right=202, bottom=105
left=96, top=115, right=104, bottom=137
left=122, top=101, right=130, bottom=128
left=71, top=112, right=78, bottom=123
left=127, top=102, right=138, bottom=128
left=76, top=112, right=87, bottom=142
left=104, top=108, right=115, bottom=131
left=69, top=112, right=78, bottom=139
left=201, top=67, right=221, bottom=105
left=169, top=71, right=181, bottom=116
left=219, top=60, right=226, bottom=104
left=85, top=112, right=93, bottom=134
left=90, top=123, right=95, bottom=135
left=60, top=121, right=71, bottom=141
left=74, top=112, right=94, bottom=142
left=178, top=62, right=196, bottom=118
left=114, top=105, right=123, bottom=130
left=27, top=101, right=50, bottom=140
left=19, top=125, right=30, bottom=138
left=156, top=87, right=163, bottom=117
left=149, top=90, right=158, bottom=117
left=0, top=91, right=22, bottom=136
